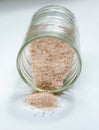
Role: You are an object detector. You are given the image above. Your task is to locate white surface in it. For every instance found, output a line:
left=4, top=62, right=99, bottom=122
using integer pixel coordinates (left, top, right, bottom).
left=0, top=0, right=99, bottom=130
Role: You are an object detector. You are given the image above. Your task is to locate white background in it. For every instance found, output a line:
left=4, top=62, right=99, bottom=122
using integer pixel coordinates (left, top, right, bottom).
left=0, top=0, right=99, bottom=130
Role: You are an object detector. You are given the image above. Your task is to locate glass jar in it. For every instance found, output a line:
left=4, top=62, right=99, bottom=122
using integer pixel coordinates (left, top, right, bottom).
left=17, top=5, right=82, bottom=93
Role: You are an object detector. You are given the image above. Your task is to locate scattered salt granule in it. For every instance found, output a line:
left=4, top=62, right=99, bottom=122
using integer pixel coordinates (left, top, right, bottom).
left=30, top=37, right=74, bottom=90
left=25, top=92, right=58, bottom=110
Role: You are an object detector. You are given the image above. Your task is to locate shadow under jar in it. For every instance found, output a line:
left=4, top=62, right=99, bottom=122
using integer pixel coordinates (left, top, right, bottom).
left=17, top=5, right=82, bottom=93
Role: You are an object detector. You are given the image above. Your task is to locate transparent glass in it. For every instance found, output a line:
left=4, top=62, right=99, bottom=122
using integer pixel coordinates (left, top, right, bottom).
left=17, top=5, right=82, bottom=93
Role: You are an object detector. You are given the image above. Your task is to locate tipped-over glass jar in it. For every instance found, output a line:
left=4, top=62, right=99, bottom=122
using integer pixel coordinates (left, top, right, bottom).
left=17, top=5, right=82, bottom=93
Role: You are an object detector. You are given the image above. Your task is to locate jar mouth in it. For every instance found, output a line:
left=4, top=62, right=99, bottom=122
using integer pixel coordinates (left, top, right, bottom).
left=17, top=35, right=82, bottom=93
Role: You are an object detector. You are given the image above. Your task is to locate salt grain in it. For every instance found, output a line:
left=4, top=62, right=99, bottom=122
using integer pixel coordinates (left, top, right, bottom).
left=25, top=92, right=58, bottom=110
left=25, top=38, right=74, bottom=110
left=30, top=37, right=74, bottom=90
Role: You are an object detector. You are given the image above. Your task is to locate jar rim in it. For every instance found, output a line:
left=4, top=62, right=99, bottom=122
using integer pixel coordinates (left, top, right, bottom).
left=17, top=35, right=82, bottom=93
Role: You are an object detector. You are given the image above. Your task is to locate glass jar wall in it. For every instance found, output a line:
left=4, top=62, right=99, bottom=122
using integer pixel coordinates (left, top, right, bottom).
left=17, top=5, right=82, bottom=93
